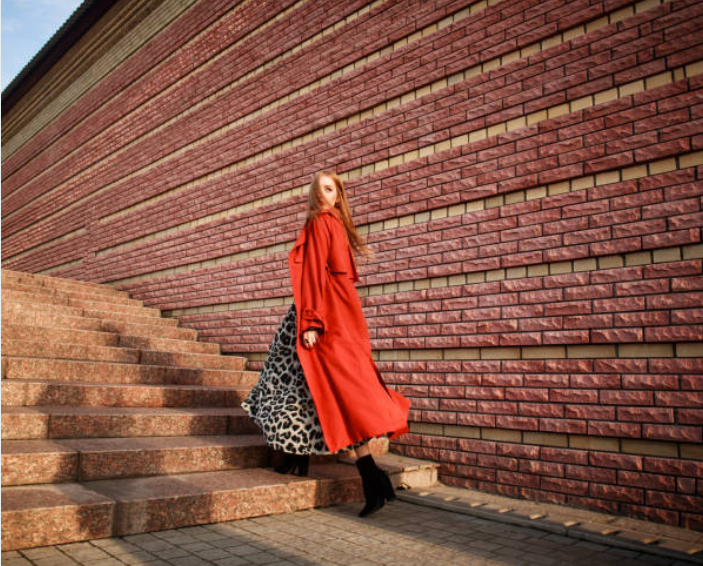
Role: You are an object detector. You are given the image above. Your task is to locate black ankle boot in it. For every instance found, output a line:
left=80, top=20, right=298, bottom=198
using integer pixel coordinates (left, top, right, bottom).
left=355, top=455, right=392, bottom=517
left=274, top=452, right=309, bottom=476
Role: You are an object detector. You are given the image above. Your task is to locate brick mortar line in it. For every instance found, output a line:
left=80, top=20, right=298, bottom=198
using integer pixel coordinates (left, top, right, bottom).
left=1, top=0, right=652, bottom=232
left=1, top=0, right=187, bottom=158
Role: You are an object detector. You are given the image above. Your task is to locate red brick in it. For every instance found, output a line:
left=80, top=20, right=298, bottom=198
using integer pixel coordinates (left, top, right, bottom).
left=618, top=470, right=676, bottom=491
left=590, top=482, right=643, bottom=504
left=643, top=424, right=702, bottom=443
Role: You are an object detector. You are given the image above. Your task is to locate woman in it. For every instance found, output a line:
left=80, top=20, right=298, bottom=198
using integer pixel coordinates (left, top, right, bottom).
left=242, top=170, right=410, bottom=517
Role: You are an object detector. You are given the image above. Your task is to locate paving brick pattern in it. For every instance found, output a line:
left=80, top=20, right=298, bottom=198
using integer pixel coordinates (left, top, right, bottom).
left=0, top=500, right=692, bottom=566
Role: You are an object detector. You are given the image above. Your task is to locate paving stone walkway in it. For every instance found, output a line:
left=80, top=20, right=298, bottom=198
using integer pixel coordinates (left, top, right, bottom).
left=1, top=499, right=693, bottom=566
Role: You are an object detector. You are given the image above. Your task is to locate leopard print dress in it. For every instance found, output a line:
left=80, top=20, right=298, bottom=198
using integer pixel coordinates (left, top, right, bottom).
left=241, top=301, right=383, bottom=455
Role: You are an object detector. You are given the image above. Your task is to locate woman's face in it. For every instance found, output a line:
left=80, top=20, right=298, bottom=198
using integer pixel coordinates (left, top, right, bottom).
left=318, top=175, right=339, bottom=210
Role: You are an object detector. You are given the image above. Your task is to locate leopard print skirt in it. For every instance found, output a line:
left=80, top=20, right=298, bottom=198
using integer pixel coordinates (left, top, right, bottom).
left=241, top=301, right=384, bottom=455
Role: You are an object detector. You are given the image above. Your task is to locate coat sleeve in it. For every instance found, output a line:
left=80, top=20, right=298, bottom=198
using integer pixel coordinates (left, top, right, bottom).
left=300, top=215, right=331, bottom=336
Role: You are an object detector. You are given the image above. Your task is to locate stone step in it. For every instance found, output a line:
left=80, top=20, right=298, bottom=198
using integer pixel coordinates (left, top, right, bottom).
left=2, top=289, right=162, bottom=318
left=1, top=378, right=249, bottom=408
left=2, top=357, right=259, bottom=387
left=2, top=300, right=182, bottom=330
left=2, top=337, right=245, bottom=370
left=2, top=280, right=144, bottom=307
left=1, top=406, right=259, bottom=440
left=1, top=269, right=130, bottom=299
left=0, top=455, right=440, bottom=550
left=1, top=435, right=271, bottom=485
left=1, top=321, right=218, bottom=354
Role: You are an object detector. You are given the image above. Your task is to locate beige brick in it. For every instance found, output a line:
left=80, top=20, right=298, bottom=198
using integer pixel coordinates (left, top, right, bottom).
left=523, top=432, right=568, bottom=447
left=571, top=96, right=592, bottom=111
left=379, top=350, right=410, bottom=361
left=686, top=60, right=703, bottom=78
left=599, top=255, right=624, bottom=269
left=574, top=258, right=597, bottom=272
left=541, top=35, right=562, bottom=50
left=622, top=439, right=677, bottom=458
left=595, top=170, right=620, bottom=186
left=482, top=428, right=522, bottom=443
left=506, top=267, right=527, bottom=279
left=548, top=181, right=570, bottom=195
left=677, top=343, right=703, bottom=357
left=444, top=425, right=481, bottom=439
left=487, top=122, right=506, bottom=136
left=505, top=191, right=525, bottom=205
left=527, top=264, right=549, bottom=277
left=485, top=196, right=504, bottom=209
left=526, top=186, right=547, bottom=200
left=645, top=72, right=672, bottom=90
left=444, top=348, right=480, bottom=360
left=653, top=248, right=681, bottom=263
left=527, top=110, right=547, bottom=125
left=567, top=345, right=617, bottom=358
left=570, top=436, right=619, bottom=452
left=680, top=151, right=703, bottom=169
left=650, top=157, right=677, bottom=175
left=620, top=343, right=674, bottom=358
left=609, top=6, right=634, bottom=23
left=594, top=88, right=618, bottom=105
left=547, top=103, right=570, bottom=119
left=571, top=176, right=594, bottom=191
left=486, top=269, right=505, bottom=282
left=522, top=346, right=566, bottom=359
left=520, top=43, right=540, bottom=58
left=506, top=116, right=526, bottom=131
left=550, top=261, right=572, bottom=275
left=466, top=199, right=485, bottom=212
left=635, top=0, right=661, bottom=12
left=563, top=26, right=584, bottom=42
left=482, top=347, right=520, bottom=360
left=448, top=274, right=467, bottom=286
left=684, top=243, right=703, bottom=259
left=625, top=251, right=651, bottom=266
left=409, top=422, right=443, bottom=435
left=680, top=444, right=703, bottom=460
left=430, top=207, right=448, bottom=220
left=622, top=164, right=648, bottom=180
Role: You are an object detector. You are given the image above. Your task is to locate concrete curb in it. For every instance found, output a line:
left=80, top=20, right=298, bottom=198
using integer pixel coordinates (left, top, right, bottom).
left=396, top=485, right=703, bottom=564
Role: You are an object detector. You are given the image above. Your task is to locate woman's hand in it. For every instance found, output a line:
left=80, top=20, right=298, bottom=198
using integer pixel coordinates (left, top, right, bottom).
left=302, top=329, right=319, bottom=348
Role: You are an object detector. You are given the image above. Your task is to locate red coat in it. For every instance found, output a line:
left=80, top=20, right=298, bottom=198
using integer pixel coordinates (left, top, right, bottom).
left=288, top=207, right=410, bottom=453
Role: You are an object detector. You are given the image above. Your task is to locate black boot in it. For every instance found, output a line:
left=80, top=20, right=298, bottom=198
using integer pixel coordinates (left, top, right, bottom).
left=355, top=455, right=394, bottom=517
left=274, top=452, right=309, bottom=476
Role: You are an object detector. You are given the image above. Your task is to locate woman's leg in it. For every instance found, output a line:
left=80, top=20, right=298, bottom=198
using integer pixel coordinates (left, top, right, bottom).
left=354, top=441, right=370, bottom=459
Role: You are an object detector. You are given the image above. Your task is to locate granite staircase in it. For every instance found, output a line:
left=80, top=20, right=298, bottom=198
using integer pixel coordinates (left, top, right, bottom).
left=0, top=269, right=438, bottom=551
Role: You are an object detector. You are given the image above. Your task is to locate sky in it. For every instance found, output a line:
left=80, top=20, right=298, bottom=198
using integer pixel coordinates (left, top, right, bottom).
left=2, top=0, right=84, bottom=92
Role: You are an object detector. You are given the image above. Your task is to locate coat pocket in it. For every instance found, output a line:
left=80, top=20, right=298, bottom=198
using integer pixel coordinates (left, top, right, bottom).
left=327, top=253, right=349, bottom=274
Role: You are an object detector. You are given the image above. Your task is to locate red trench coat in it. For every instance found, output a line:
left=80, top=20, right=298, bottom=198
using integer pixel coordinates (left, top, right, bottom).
left=288, top=207, right=410, bottom=453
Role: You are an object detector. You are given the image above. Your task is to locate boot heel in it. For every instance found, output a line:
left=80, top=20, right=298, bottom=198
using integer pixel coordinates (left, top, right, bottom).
left=295, top=454, right=309, bottom=476
left=378, top=469, right=396, bottom=501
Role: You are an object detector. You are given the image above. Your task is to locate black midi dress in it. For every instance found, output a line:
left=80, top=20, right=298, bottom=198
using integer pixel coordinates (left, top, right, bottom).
left=241, top=301, right=385, bottom=455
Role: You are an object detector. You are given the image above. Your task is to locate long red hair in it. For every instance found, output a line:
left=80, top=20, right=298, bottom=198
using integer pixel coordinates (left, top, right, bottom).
left=305, top=170, right=374, bottom=261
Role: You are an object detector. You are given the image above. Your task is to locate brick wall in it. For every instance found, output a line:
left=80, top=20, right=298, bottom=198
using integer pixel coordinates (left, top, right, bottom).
left=2, top=0, right=702, bottom=529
